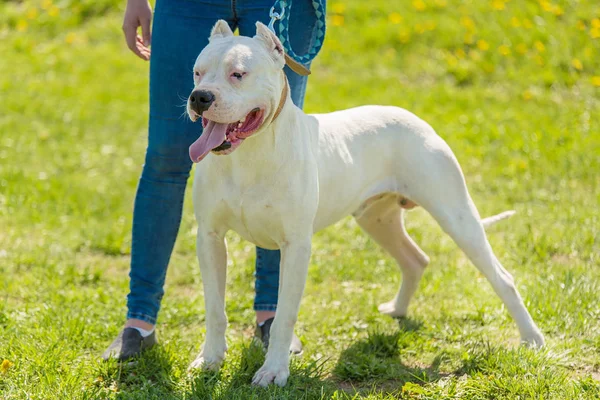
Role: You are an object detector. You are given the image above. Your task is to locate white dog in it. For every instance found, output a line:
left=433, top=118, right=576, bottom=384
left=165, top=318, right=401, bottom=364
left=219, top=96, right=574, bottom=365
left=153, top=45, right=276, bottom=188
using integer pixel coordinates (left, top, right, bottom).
left=186, top=20, right=544, bottom=387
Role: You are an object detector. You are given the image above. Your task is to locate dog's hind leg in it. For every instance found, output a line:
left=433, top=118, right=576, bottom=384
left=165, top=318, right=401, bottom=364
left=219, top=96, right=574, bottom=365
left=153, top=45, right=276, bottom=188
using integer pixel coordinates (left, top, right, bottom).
left=417, top=185, right=544, bottom=346
left=355, top=195, right=430, bottom=318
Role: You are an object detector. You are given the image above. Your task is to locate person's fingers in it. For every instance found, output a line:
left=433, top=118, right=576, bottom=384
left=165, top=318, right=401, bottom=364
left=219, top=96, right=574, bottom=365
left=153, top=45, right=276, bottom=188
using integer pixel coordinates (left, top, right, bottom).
left=123, top=23, right=145, bottom=59
left=138, top=45, right=150, bottom=60
left=136, top=35, right=148, bottom=48
left=136, top=35, right=151, bottom=60
left=140, top=16, right=152, bottom=47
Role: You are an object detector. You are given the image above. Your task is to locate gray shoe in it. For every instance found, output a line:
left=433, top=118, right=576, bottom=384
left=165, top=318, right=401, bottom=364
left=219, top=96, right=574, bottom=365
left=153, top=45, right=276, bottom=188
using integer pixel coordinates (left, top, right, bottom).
left=254, top=317, right=303, bottom=355
left=102, top=327, right=157, bottom=361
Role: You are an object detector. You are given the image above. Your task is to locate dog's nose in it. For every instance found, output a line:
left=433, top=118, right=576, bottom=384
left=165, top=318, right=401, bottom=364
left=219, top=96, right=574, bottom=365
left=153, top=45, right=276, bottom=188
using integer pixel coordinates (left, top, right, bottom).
left=189, top=90, right=215, bottom=114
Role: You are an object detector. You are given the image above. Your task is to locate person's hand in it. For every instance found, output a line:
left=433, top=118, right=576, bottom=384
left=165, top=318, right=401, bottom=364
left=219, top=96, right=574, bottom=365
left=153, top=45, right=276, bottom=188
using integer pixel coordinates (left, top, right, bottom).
left=122, top=0, right=153, bottom=60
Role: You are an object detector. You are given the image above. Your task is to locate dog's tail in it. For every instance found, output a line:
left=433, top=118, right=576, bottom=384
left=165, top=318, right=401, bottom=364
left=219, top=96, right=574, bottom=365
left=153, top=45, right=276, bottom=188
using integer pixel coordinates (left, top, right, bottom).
left=481, top=210, right=516, bottom=229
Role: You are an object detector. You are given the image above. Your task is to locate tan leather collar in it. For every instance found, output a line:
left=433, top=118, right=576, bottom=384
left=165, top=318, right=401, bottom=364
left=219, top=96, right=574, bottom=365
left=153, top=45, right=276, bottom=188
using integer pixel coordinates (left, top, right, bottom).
left=271, top=72, right=289, bottom=123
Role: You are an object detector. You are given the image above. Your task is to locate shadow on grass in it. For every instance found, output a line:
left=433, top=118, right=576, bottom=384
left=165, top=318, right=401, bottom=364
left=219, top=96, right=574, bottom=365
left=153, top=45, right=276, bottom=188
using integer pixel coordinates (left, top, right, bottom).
left=184, top=318, right=434, bottom=398
left=331, top=317, right=450, bottom=396
left=88, top=346, right=179, bottom=399
left=395, top=316, right=424, bottom=332
left=85, top=322, right=574, bottom=399
left=185, top=341, right=338, bottom=399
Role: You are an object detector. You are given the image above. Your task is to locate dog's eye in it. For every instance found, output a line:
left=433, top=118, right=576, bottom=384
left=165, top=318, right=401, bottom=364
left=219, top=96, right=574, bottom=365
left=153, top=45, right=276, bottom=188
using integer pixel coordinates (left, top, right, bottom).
left=231, top=72, right=245, bottom=80
left=194, top=71, right=200, bottom=77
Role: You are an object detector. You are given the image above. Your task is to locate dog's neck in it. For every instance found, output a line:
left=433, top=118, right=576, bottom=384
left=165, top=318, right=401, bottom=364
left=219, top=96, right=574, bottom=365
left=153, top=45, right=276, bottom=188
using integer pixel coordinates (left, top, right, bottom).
left=223, top=74, right=306, bottom=172
left=219, top=70, right=307, bottom=176
left=271, top=71, right=289, bottom=124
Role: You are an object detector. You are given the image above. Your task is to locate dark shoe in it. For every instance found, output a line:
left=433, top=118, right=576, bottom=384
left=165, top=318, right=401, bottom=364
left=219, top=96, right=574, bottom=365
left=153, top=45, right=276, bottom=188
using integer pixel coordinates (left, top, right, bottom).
left=254, top=317, right=303, bottom=355
left=102, top=327, right=158, bottom=361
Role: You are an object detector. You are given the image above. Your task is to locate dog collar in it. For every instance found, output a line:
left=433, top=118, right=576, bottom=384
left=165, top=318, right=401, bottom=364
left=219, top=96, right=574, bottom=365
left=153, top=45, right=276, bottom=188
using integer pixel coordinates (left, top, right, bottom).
left=271, top=72, right=289, bottom=123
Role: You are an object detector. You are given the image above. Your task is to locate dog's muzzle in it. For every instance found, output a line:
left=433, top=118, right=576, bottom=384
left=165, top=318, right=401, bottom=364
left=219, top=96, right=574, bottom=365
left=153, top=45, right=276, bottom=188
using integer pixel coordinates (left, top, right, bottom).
left=189, top=90, right=215, bottom=115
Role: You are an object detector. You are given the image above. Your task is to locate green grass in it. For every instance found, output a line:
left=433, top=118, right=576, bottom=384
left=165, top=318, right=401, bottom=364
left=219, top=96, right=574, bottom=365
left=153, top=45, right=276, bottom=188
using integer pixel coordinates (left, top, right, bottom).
left=1, top=0, right=600, bottom=398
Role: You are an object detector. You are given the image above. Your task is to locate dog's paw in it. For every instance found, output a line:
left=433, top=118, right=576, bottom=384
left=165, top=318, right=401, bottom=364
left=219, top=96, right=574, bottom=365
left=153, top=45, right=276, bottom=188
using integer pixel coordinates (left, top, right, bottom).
left=188, top=353, right=224, bottom=371
left=377, top=300, right=407, bottom=318
left=521, top=329, right=545, bottom=348
left=188, top=342, right=227, bottom=372
left=252, top=360, right=290, bottom=387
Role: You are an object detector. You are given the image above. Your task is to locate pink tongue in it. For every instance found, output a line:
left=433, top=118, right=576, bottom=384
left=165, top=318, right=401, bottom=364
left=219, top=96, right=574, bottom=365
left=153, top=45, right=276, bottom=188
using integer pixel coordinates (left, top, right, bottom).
left=189, top=120, right=228, bottom=163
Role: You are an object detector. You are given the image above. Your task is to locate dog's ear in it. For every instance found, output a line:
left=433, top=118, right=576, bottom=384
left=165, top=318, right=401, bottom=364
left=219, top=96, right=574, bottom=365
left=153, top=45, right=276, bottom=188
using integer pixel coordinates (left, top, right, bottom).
left=254, top=22, right=285, bottom=68
left=210, top=20, right=234, bottom=41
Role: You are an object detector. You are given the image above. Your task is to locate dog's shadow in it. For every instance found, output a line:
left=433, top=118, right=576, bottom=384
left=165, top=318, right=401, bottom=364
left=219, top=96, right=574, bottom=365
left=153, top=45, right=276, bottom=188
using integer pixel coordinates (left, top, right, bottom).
left=94, top=317, right=502, bottom=398
left=186, top=340, right=339, bottom=399
left=186, top=317, right=443, bottom=398
left=330, top=317, right=452, bottom=393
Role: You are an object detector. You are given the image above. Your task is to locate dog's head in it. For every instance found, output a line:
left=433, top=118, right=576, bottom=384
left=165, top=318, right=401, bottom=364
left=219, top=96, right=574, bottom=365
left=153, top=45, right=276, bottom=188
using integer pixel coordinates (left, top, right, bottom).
left=187, top=20, right=287, bottom=163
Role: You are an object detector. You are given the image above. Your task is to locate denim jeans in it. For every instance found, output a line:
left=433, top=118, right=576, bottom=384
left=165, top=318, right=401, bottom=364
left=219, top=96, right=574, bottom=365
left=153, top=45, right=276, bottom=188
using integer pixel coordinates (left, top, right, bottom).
left=126, top=0, right=323, bottom=324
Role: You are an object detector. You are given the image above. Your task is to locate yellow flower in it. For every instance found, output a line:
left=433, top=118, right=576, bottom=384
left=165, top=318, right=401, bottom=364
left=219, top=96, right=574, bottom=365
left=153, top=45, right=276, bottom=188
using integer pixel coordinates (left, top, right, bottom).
left=592, top=18, right=600, bottom=29
left=591, top=27, right=600, bottom=39
left=413, top=0, right=427, bottom=11
left=492, top=0, right=505, bottom=10
left=1, top=360, right=13, bottom=374
left=26, top=7, right=39, bottom=19
left=477, top=39, right=489, bottom=51
left=522, top=90, right=533, bottom=100
left=66, top=32, right=77, bottom=44
left=388, top=12, right=403, bottom=24
left=41, top=0, right=52, bottom=10
left=571, top=58, right=583, bottom=71
left=331, top=3, right=345, bottom=14
left=498, top=44, right=511, bottom=56
left=511, top=17, right=521, bottom=27
left=460, top=15, right=475, bottom=30
left=523, top=18, right=533, bottom=29
left=331, top=15, right=344, bottom=26
left=516, top=43, right=528, bottom=54
left=434, top=0, right=447, bottom=7
left=539, top=0, right=552, bottom=12
left=16, top=19, right=28, bottom=32
left=534, top=40, right=545, bottom=52
left=552, top=5, right=564, bottom=16
left=591, top=76, right=600, bottom=87
left=48, top=5, right=60, bottom=17
left=576, top=20, right=586, bottom=30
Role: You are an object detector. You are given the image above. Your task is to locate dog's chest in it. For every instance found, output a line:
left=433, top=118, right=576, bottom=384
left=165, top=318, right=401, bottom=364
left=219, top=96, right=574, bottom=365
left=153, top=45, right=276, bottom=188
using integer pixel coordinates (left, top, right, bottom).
left=218, top=182, right=288, bottom=250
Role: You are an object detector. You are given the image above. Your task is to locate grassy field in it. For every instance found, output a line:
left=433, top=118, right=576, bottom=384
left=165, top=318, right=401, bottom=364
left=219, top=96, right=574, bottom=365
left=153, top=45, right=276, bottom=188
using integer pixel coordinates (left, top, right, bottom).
left=1, top=0, right=600, bottom=398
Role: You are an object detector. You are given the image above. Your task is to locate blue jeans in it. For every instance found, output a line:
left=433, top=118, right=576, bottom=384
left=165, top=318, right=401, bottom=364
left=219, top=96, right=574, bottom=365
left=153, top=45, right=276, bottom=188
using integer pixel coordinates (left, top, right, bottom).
left=126, top=0, right=323, bottom=324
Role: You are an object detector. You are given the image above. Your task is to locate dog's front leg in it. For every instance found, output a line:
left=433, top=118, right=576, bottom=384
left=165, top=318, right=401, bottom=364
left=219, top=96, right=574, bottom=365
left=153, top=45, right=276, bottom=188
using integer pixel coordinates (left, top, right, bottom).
left=252, top=238, right=312, bottom=387
left=189, top=230, right=228, bottom=371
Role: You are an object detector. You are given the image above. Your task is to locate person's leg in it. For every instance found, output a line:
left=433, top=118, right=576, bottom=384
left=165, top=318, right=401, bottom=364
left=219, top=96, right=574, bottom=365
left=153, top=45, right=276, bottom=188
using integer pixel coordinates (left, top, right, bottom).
left=127, top=0, right=235, bottom=327
left=104, top=0, right=235, bottom=360
left=237, top=0, right=322, bottom=321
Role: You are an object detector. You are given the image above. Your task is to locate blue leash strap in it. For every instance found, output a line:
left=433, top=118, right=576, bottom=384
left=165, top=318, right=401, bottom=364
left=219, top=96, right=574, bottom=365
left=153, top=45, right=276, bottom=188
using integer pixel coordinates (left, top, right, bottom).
left=268, top=0, right=326, bottom=75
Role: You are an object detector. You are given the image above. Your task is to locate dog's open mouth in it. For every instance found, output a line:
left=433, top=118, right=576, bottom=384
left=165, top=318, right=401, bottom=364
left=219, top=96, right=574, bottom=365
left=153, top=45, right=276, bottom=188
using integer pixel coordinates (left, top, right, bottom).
left=189, top=108, right=264, bottom=163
